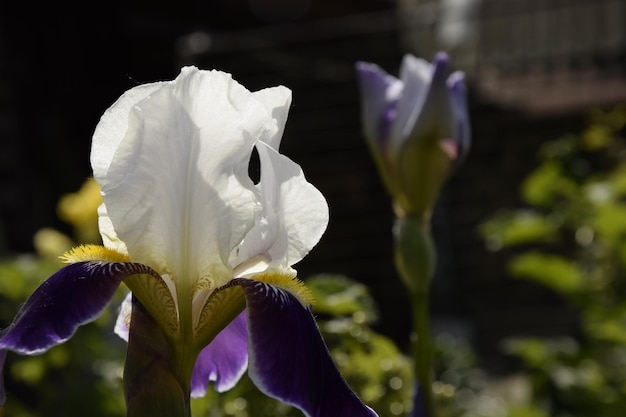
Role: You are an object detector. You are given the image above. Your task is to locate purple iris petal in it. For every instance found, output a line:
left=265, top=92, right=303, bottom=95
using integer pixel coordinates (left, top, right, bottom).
left=355, top=61, right=400, bottom=149
left=403, top=52, right=454, bottom=144
left=393, top=54, right=432, bottom=144
left=0, top=261, right=153, bottom=405
left=190, top=311, right=248, bottom=397
left=233, top=278, right=378, bottom=417
left=411, top=383, right=428, bottom=417
left=0, top=350, right=6, bottom=405
left=447, top=71, right=471, bottom=165
left=0, top=262, right=133, bottom=354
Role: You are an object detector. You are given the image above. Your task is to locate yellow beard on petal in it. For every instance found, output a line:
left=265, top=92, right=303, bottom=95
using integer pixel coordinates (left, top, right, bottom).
left=60, top=244, right=131, bottom=264
left=250, top=271, right=315, bottom=306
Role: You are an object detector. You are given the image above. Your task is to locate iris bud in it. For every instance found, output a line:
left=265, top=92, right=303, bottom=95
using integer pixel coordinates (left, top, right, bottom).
left=356, top=52, right=470, bottom=219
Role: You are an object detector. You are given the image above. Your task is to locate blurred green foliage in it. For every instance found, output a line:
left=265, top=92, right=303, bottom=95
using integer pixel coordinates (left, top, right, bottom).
left=480, top=105, right=626, bottom=417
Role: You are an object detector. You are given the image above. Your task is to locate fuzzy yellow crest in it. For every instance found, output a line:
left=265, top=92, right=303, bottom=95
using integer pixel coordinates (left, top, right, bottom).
left=60, top=244, right=131, bottom=264
left=251, top=272, right=315, bottom=306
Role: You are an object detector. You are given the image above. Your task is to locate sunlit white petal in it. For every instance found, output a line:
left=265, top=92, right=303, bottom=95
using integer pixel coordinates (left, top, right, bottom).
left=97, top=203, right=128, bottom=254
left=92, top=83, right=165, bottom=183
left=92, top=67, right=276, bottom=290
left=233, top=141, right=328, bottom=271
left=252, top=86, right=292, bottom=150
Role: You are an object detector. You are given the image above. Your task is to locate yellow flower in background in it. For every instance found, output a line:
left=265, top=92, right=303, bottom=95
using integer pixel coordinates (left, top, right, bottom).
left=33, top=228, right=74, bottom=261
left=57, top=177, right=102, bottom=244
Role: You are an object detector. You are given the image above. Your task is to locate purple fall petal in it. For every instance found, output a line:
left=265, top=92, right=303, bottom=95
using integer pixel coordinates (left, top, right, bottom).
left=447, top=71, right=471, bottom=165
left=190, top=311, right=248, bottom=397
left=0, top=262, right=134, bottom=354
left=411, top=383, right=428, bottom=417
left=0, top=350, right=6, bottom=405
left=0, top=261, right=152, bottom=404
left=233, top=278, right=378, bottom=417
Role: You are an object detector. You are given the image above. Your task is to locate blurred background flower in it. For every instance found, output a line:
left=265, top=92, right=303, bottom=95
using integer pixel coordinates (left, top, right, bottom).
left=355, top=52, right=469, bottom=219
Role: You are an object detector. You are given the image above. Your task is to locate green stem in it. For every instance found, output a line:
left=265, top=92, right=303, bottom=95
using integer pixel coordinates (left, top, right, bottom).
left=393, top=216, right=436, bottom=417
left=412, top=291, right=435, bottom=417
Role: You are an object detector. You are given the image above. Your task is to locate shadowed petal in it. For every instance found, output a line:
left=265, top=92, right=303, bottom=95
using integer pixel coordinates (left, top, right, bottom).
left=0, top=350, right=6, bottom=405
left=447, top=71, right=471, bottom=165
left=233, top=278, right=378, bottom=417
left=355, top=61, right=404, bottom=199
left=354, top=61, right=402, bottom=149
left=190, top=311, right=248, bottom=397
left=402, top=52, right=454, bottom=147
left=411, top=384, right=428, bottom=417
left=391, top=54, right=432, bottom=147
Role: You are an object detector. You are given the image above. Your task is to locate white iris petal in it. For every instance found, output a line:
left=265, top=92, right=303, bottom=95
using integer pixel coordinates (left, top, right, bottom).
left=95, top=66, right=328, bottom=334
left=93, top=68, right=271, bottom=292
left=233, top=141, right=329, bottom=273
left=251, top=86, right=292, bottom=150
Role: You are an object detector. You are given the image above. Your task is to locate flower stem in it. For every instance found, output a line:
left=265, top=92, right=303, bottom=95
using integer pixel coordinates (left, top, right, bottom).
left=412, top=291, right=434, bottom=417
left=393, top=216, right=436, bottom=417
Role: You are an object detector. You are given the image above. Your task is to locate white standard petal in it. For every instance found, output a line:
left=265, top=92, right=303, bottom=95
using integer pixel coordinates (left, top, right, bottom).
left=233, top=141, right=329, bottom=273
left=97, top=203, right=128, bottom=254
left=252, top=86, right=292, bottom=151
left=92, top=82, right=166, bottom=182
left=91, top=67, right=277, bottom=291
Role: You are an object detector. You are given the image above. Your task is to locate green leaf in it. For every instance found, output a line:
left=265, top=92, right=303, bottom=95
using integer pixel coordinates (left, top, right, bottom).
left=305, top=274, right=378, bottom=323
left=522, top=161, right=577, bottom=207
left=593, top=203, right=626, bottom=243
left=479, top=210, right=559, bottom=250
left=507, top=403, right=550, bottom=417
left=503, top=338, right=550, bottom=368
left=508, top=252, right=584, bottom=293
left=608, top=167, right=626, bottom=198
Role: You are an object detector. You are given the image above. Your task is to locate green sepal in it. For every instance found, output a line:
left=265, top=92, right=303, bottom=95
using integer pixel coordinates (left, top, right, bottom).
left=396, top=138, right=452, bottom=219
left=124, top=297, right=194, bottom=417
left=193, top=285, right=246, bottom=350
left=393, top=216, right=435, bottom=294
left=124, top=273, right=180, bottom=339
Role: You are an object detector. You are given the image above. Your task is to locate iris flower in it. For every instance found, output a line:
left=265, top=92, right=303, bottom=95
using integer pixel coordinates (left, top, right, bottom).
left=355, top=52, right=470, bottom=218
left=0, top=67, right=377, bottom=417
